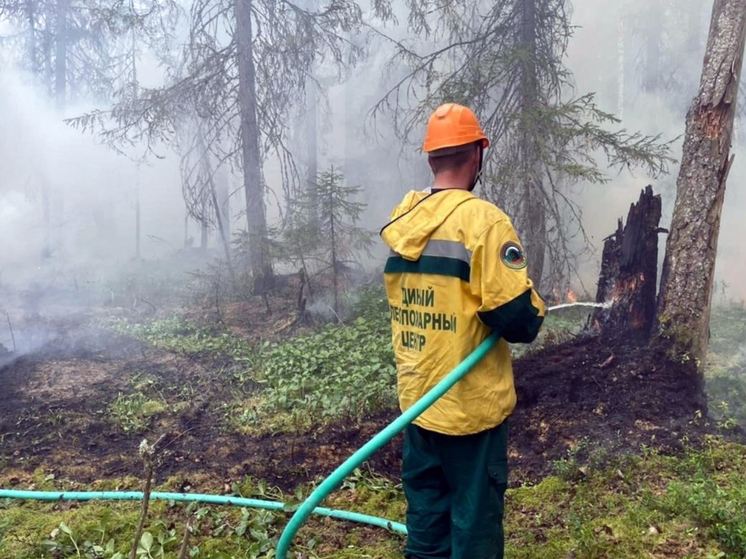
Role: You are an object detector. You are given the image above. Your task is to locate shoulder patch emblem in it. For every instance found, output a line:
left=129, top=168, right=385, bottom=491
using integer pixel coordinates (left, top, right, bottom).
left=501, top=241, right=527, bottom=270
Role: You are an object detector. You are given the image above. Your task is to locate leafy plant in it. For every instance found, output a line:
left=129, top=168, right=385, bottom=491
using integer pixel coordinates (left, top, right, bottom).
left=256, top=313, right=396, bottom=427
left=111, top=317, right=257, bottom=363
left=42, top=521, right=127, bottom=559
left=662, top=478, right=746, bottom=555
left=221, top=283, right=397, bottom=429
left=134, top=529, right=176, bottom=559
left=109, top=393, right=167, bottom=434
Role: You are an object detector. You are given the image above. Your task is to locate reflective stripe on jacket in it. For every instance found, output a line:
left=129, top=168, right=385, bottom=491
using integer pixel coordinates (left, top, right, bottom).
left=381, top=188, right=545, bottom=436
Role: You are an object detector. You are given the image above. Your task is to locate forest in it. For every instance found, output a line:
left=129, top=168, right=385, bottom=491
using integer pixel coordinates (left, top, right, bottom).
left=1, top=0, right=746, bottom=557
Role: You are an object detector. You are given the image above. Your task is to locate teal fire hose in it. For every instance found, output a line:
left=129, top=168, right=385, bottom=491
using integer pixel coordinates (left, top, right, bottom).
left=0, top=489, right=406, bottom=533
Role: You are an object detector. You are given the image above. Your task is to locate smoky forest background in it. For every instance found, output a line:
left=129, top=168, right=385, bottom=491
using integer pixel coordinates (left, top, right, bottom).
left=2, top=0, right=746, bottom=558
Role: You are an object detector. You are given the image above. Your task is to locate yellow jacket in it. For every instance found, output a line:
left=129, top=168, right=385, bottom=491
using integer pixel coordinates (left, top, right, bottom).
left=381, top=188, right=545, bottom=436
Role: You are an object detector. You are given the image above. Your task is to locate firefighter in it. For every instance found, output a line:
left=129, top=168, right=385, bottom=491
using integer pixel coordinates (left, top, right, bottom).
left=381, top=103, right=546, bottom=559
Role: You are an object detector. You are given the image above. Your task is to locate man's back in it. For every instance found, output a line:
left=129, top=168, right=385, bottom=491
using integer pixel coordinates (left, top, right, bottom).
left=382, top=188, right=544, bottom=436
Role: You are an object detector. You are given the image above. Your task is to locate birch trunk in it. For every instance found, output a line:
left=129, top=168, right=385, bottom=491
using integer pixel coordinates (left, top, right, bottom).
left=656, top=0, right=746, bottom=371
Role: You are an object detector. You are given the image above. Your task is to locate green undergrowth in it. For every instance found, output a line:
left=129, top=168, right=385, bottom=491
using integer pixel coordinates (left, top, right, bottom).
left=111, top=317, right=258, bottom=363
left=114, top=284, right=595, bottom=434
left=229, top=285, right=396, bottom=433
left=249, top=317, right=396, bottom=431
left=510, top=305, right=590, bottom=358
left=106, top=373, right=192, bottom=435
left=114, top=285, right=396, bottom=433
left=2, top=438, right=745, bottom=558
left=113, top=288, right=746, bottom=437
left=109, top=392, right=169, bottom=434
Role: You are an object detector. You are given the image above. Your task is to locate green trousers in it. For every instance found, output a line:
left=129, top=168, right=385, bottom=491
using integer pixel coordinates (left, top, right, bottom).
left=402, top=420, right=509, bottom=559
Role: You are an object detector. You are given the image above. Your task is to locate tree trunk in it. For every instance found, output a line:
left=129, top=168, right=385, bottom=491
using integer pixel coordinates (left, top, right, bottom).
left=642, top=0, right=663, bottom=94
left=687, top=0, right=705, bottom=55
left=130, top=19, right=141, bottom=260
left=201, top=151, right=236, bottom=282
left=184, top=213, right=190, bottom=249
left=235, top=0, right=272, bottom=291
left=54, top=0, right=67, bottom=108
left=41, top=181, right=51, bottom=259
left=591, top=186, right=662, bottom=339
left=617, top=16, right=625, bottom=122
left=656, top=0, right=746, bottom=370
left=210, top=177, right=236, bottom=281
left=518, top=0, right=546, bottom=290
left=329, top=179, right=338, bottom=316
left=43, top=28, right=53, bottom=95
left=135, top=173, right=141, bottom=259
left=217, top=169, right=231, bottom=248
left=26, top=0, right=37, bottom=74
left=200, top=199, right=208, bottom=252
left=306, top=78, right=318, bottom=226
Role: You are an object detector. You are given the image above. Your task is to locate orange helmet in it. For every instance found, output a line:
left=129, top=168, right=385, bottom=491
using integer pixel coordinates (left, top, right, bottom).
left=423, top=103, right=490, bottom=156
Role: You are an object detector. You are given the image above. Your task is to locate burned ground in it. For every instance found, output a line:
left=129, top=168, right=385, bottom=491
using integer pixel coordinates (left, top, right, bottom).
left=1, top=308, right=736, bottom=495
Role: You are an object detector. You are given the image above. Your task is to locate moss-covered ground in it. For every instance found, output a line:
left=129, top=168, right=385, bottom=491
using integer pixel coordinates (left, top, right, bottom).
left=1, top=436, right=745, bottom=558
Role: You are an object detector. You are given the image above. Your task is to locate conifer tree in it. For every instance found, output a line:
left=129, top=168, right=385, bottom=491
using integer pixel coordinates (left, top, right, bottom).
left=280, top=167, right=372, bottom=315
left=373, top=0, right=673, bottom=292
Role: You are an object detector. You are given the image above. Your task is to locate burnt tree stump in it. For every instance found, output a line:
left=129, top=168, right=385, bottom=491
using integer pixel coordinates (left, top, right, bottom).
left=591, top=186, right=662, bottom=339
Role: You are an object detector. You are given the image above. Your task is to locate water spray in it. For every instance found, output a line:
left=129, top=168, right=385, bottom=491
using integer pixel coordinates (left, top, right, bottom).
left=547, top=301, right=612, bottom=313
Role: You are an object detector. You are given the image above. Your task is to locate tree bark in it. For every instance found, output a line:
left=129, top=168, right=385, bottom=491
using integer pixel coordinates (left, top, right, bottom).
left=200, top=198, right=208, bottom=252
left=518, top=0, right=546, bottom=291
left=206, top=161, right=236, bottom=282
left=217, top=169, right=231, bottom=248
left=41, top=181, right=51, bottom=259
left=642, top=0, right=663, bottom=94
left=591, top=186, right=662, bottom=339
left=656, top=0, right=746, bottom=370
left=617, top=16, right=625, bottom=122
left=135, top=173, right=141, bottom=259
left=26, top=0, right=37, bottom=74
left=235, top=0, right=272, bottom=291
left=54, top=0, right=67, bottom=108
left=306, top=78, right=318, bottom=226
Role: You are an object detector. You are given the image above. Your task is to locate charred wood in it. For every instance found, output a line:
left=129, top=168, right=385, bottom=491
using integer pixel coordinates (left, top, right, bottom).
left=591, top=186, right=662, bottom=340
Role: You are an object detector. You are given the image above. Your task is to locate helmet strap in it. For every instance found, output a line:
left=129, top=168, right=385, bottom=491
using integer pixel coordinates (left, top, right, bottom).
left=468, top=143, right=485, bottom=192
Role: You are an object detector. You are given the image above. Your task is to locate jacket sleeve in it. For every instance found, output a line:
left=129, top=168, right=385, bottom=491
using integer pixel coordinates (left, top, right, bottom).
left=470, top=219, right=546, bottom=343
